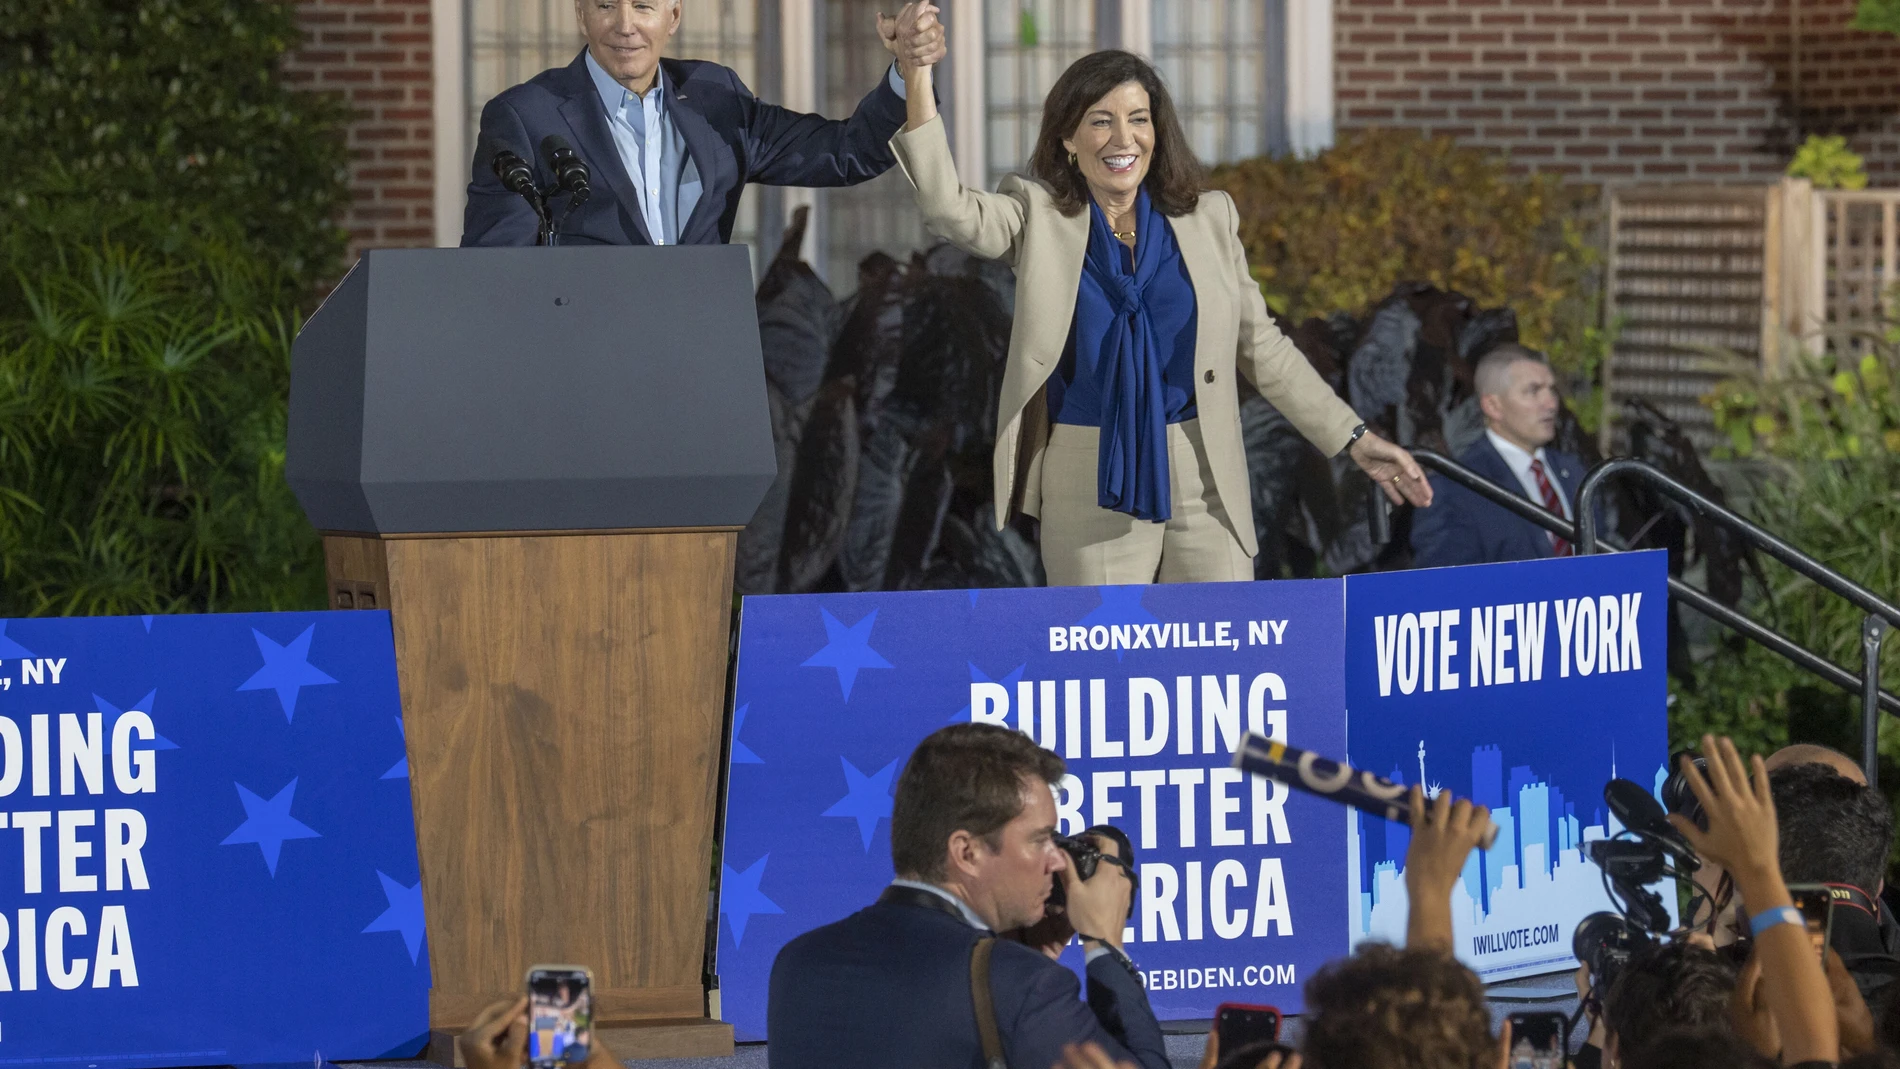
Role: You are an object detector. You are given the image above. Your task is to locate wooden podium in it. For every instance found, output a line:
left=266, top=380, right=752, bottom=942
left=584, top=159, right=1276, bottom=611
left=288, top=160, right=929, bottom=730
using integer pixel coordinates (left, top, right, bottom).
left=286, top=248, right=776, bottom=1060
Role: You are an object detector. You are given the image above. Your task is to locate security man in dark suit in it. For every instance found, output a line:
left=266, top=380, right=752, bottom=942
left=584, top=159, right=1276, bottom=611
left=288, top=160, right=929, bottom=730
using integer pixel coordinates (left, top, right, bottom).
left=1412, top=345, right=1585, bottom=568
left=767, top=723, right=1168, bottom=1069
left=462, top=0, right=943, bottom=247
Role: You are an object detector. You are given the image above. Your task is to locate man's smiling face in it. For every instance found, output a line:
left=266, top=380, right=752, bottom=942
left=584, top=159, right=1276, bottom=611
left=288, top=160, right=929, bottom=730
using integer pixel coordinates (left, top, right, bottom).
left=578, top=0, right=680, bottom=92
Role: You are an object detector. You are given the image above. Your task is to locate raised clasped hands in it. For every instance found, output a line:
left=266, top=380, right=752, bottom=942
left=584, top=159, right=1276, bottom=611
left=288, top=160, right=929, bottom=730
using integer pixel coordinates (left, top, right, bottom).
left=877, top=2, right=946, bottom=79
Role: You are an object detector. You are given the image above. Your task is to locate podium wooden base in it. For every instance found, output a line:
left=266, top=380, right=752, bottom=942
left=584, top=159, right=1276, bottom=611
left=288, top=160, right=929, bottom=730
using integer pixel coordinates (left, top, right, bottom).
left=323, top=529, right=738, bottom=1055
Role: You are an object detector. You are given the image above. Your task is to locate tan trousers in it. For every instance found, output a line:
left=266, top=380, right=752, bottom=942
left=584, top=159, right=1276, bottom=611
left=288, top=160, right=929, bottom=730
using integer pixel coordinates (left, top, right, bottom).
left=1037, top=419, right=1254, bottom=586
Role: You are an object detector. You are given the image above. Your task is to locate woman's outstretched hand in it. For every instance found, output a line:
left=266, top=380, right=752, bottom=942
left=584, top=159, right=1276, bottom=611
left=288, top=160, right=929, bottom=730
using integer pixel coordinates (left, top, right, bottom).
left=1350, top=429, right=1432, bottom=507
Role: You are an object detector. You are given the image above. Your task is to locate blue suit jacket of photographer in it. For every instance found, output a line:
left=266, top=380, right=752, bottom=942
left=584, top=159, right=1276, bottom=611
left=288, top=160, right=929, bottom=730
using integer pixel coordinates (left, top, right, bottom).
left=766, top=896, right=1169, bottom=1069
left=462, top=51, right=907, bottom=247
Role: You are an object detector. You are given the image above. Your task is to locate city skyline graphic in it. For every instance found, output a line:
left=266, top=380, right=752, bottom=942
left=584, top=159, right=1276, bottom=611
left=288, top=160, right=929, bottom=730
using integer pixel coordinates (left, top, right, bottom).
left=1350, top=736, right=1673, bottom=978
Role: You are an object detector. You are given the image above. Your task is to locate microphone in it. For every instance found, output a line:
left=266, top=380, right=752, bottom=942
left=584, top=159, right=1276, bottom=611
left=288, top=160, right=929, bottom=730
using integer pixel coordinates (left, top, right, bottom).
left=490, top=146, right=536, bottom=197
left=540, top=135, right=592, bottom=206
left=1603, top=777, right=1699, bottom=869
left=1234, top=733, right=1500, bottom=849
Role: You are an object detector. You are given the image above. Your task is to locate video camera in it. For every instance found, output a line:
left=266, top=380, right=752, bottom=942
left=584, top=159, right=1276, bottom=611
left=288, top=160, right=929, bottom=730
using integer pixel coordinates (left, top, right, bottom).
left=1572, top=776, right=1704, bottom=1002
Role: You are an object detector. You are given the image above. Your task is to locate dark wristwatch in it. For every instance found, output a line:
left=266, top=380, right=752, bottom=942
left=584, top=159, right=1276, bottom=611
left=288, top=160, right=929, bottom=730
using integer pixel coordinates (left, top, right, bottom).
left=1338, top=422, right=1368, bottom=457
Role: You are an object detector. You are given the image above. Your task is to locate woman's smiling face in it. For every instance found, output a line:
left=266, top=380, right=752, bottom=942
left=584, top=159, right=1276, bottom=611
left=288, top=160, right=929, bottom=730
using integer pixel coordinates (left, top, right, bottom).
left=1062, top=80, right=1155, bottom=208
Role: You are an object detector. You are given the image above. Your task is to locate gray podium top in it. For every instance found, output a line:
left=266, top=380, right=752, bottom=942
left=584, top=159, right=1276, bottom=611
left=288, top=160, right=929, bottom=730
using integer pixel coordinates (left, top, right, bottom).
left=287, top=246, right=775, bottom=534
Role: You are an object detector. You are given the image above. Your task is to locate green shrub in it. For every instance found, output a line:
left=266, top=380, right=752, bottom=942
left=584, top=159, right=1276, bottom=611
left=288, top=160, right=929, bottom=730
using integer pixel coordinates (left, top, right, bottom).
left=1852, top=0, right=1900, bottom=38
left=0, top=0, right=348, bottom=614
left=1677, top=328, right=1900, bottom=808
left=0, top=210, right=327, bottom=615
left=1787, top=134, right=1871, bottom=191
left=1207, top=129, right=1604, bottom=415
left=1, top=0, right=350, bottom=293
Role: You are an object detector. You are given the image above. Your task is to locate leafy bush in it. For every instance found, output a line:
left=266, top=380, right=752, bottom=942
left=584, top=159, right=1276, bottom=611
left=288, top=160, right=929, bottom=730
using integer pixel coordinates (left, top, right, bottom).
left=1, top=0, right=350, bottom=293
left=1207, top=129, right=1604, bottom=410
left=0, top=209, right=327, bottom=615
left=1787, top=134, right=1871, bottom=191
left=0, top=0, right=348, bottom=614
left=1674, top=330, right=1900, bottom=780
left=1852, top=0, right=1900, bottom=37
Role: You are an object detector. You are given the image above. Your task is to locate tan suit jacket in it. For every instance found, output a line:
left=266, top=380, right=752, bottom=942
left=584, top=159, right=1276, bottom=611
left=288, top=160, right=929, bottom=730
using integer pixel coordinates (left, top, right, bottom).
left=889, top=116, right=1361, bottom=557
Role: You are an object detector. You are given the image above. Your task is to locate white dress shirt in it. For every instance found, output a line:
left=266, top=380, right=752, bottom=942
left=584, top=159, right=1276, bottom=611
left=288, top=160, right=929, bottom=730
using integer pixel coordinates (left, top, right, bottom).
left=1485, top=427, right=1573, bottom=522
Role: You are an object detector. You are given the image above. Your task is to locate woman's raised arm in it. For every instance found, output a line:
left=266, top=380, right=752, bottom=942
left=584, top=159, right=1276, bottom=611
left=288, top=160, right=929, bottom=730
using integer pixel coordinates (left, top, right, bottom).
left=887, top=19, right=1028, bottom=264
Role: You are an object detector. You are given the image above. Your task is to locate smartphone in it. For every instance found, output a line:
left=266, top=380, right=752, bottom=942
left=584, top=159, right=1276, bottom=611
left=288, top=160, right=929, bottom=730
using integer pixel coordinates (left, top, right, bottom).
left=526, top=964, right=593, bottom=1067
left=1506, top=1011, right=1569, bottom=1069
left=1214, top=1003, right=1282, bottom=1053
left=1787, top=883, right=1836, bottom=961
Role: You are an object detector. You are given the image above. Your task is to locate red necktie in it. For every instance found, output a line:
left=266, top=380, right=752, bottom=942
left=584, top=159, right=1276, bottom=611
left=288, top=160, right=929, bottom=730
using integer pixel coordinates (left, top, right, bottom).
left=1530, top=457, right=1572, bottom=556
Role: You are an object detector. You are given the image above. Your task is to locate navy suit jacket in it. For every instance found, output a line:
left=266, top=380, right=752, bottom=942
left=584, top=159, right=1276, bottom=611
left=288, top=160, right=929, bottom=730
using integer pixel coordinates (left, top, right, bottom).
left=767, top=897, right=1169, bottom=1069
left=463, top=52, right=907, bottom=246
left=1411, top=435, right=1586, bottom=568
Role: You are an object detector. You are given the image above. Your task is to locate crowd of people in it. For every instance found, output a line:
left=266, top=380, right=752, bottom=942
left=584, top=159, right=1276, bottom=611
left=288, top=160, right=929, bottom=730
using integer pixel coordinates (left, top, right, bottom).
left=453, top=726, right=1900, bottom=1069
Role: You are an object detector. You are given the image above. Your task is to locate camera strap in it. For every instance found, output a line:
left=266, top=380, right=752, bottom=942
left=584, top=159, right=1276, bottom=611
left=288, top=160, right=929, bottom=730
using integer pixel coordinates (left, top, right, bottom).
left=970, top=938, right=1008, bottom=1069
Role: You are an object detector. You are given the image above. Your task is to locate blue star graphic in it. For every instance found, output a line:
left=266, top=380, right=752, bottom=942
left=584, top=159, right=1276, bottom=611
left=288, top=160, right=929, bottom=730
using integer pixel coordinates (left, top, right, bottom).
left=96, top=690, right=179, bottom=752
left=382, top=717, right=408, bottom=780
left=720, top=854, right=784, bottom=947
left=799, top=608, right=892, bottom=701
left=730, top=704, right=763, bottom=765
left=1076, top=586, right=1162, bottom=661
left=950, top=661, right=1026, bottom=724
left=237, top=625, right=338, bottom=722
left=822, top=757, right=898, bottom=850
left=220, top=778, right=322, bottom=875
left=0, top=621, right=32, bottom=659
left=362, top=870, right=427, bottom=963
left=141, top=615, right=154, bottom=633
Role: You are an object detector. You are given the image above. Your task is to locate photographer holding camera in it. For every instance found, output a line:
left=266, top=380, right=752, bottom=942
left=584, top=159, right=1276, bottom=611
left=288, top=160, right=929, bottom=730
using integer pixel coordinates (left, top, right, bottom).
left=768, top=723, right=1167, bottom=1069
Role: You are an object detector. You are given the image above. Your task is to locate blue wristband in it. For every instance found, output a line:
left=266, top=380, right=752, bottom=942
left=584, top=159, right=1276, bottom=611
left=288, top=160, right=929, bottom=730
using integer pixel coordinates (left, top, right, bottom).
left=1749, top=905, right=1803, bottom=938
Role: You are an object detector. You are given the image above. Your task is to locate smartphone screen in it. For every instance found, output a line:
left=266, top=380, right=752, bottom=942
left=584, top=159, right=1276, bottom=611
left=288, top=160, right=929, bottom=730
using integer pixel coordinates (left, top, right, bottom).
left=527, top=966, right=593, bottom=1066
left=1506, top=1011, right=1568, bottom=1069
left=1215, top=1003, right=1281, bottom=1053
left=1787, top=884, right=1835, bottom=961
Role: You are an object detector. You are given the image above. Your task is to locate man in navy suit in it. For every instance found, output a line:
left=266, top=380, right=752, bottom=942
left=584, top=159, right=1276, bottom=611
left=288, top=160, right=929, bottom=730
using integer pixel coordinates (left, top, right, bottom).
left=462, top=0, right=944, bottom=247
left=1412, top=345, right=1585, bottom=568
left=767, top=723, right=1168, bottom=1069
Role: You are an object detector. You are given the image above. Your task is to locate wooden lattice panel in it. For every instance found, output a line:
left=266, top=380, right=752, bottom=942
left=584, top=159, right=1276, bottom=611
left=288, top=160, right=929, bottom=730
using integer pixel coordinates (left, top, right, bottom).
left=1814, top=192, right=1900, bottom=357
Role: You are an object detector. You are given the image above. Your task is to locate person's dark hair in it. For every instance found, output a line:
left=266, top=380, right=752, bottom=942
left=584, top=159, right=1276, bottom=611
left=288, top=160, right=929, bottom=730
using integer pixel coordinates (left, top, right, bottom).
left=1771, top=762, right=1893, bottom=894
left=889, top=723, right=1065, bottom=881
left=1620, top=1026, right=1776, bottom=1069
left=1027, top=50, right=1203, bottom=218
left=1601, top=941, right=1737, bottom=1057
left=1300, top=943, right=1494, bottom=1069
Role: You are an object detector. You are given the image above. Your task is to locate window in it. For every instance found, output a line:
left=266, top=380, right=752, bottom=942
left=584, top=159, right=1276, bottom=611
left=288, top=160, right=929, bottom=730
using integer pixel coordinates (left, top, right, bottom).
left=1151, top=0, right=1285, bottom=164
left=983, top=0, right=1098, bottom=189
left=819, top=0, right=927, bottom=287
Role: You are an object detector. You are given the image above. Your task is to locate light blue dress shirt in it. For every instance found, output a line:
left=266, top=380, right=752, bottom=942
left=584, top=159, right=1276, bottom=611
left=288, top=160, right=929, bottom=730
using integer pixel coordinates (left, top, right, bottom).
left=583, top=51, right=908, bottom=245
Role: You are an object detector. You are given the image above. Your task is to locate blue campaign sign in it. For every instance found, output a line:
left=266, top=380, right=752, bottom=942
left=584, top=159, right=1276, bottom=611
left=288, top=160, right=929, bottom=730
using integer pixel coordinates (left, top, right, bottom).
left=0, top=612, right=428, bottom=1065
left=1343, top=551, right=1672, bottom=981
left=721, top=581, right=1350, bottom=1041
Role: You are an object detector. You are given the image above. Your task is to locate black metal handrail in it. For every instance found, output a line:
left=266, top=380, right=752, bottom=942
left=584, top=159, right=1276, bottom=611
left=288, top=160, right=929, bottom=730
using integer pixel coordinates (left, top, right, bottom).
left=1577, top=458, right=1896, bottom=783
left=1390, top=450, right=1898, bottom=782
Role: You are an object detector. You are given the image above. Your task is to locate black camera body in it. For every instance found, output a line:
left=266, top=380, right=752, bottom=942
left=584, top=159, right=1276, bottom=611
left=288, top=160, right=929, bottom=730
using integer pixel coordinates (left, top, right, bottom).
left=1660, top=752, right=1709, bottom=831
left=1572, top=910, right=1655, bottom=1000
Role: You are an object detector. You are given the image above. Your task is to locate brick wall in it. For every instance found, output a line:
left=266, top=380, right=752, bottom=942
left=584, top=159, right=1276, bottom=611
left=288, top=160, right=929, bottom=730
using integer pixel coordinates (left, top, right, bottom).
left=1335, top=0, right=1900, bottom=184
left=284, top=0, right=437, bottom=261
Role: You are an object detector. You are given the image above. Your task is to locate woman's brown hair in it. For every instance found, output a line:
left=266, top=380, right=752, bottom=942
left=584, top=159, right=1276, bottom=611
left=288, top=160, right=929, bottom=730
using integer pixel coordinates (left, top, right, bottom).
left=1028, top=50, right=1205, bottom=218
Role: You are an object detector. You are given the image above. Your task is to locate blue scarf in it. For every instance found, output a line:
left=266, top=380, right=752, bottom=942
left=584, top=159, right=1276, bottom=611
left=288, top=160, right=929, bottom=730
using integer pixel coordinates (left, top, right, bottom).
left=1078, top=189, right=1175, bottom=522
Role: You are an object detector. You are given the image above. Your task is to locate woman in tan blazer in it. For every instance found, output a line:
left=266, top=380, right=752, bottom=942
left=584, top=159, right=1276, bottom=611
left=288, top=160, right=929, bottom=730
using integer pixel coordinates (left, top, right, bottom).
left=890, top=43, right=1432, bottom=586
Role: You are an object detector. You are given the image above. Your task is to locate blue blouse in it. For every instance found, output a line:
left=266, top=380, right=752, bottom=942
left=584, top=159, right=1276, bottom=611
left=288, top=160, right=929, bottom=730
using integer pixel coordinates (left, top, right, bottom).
left=1044, top=190, right=1199, bottom=521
